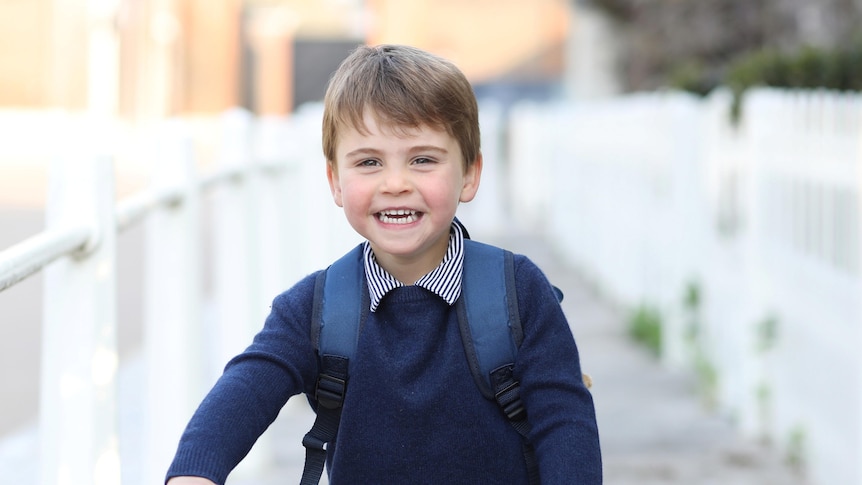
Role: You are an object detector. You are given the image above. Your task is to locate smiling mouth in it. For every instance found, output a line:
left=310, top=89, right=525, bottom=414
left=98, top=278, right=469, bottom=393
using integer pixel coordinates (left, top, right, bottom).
left=377, top=209, right=420, bottom=224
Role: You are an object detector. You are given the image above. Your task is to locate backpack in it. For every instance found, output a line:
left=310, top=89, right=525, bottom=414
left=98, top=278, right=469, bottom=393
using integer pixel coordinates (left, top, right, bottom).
left=299, top=232, right=559, bottom=485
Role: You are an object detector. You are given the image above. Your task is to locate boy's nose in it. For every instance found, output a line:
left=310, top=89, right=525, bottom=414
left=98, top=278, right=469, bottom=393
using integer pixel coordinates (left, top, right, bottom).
left=380, top=167, right=411, bottom=194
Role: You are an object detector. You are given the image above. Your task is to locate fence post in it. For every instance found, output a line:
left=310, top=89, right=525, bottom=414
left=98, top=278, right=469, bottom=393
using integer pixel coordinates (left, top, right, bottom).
left=292, top=104, right=356, bottom=271
left=857, top=94, right=862, bottom=485
left=268, top=114, right=307, bottom=284
left=254, top=115, right=293, bottom=298
left=142, top=120, right=205, bottom=484
left=41, top=146, right=119, bottom=484
left=457, top=101, right=505, bottom=236
left=662, top=93, right=706, bottom=370
left=737, top=90, right=770, bottom=440
left=210, top=109, right=274, bottom=478
left=210, top=109, right=259, bottom=373
left=508, top=102, right=551, bottom=231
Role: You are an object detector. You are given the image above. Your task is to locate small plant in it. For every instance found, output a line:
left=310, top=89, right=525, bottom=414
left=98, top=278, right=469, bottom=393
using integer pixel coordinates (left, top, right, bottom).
left=681, top=280, right=718, bottom=406
left=755, top=314, right=779, bottom=354
left=682, top=280, right=701, bottom=311
left=755, top=381, right=772, bottom=442
left=682, top=280, right=701, bottom=342
left=785, top=424, right=807, bottom=472
left=693, top=352, right=718, bottom=408
left=628, top=305, right=662, bottom=356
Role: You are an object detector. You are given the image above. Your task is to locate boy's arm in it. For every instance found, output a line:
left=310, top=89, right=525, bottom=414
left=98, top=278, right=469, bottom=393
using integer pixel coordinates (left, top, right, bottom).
left=166, top=276, right=320, bottom=483
left=512, top=255, right=603, bottom=484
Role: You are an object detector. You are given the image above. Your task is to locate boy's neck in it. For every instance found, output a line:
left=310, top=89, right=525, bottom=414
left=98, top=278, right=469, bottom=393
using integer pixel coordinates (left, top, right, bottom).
left=369, top=239, right=449, bottom=285
left=375, top=252, right=445, bottom=285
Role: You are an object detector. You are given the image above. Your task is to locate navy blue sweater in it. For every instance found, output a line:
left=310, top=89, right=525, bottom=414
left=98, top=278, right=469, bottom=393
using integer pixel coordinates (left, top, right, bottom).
left=166, top=253, right=602, bottom=484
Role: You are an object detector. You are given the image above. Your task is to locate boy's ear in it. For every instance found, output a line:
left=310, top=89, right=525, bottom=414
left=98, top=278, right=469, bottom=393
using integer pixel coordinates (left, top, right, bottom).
left=459, top=153, right=482, bottom=203
left=326, top=162, right=344, bottom=207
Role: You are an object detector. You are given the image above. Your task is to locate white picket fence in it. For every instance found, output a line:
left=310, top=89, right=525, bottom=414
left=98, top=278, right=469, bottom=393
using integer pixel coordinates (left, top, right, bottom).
left=508, top=87, right=862, bottom=485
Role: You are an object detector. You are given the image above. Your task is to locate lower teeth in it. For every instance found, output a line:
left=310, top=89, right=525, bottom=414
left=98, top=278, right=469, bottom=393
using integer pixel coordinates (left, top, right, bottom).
left=380, top=214, right=416, bottom=224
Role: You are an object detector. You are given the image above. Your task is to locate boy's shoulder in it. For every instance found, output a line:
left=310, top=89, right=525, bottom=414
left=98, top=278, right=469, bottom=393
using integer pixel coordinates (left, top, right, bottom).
left=271, top=268, right=324, bottom=313
left=462, top=239, right=545, bottom=282
left=463, top=239, right=563, bottom=310
left=273, top=242, right=364, bottom=308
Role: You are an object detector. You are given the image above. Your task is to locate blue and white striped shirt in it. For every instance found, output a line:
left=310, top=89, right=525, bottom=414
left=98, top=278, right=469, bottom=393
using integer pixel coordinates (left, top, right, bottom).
left=363, top=222, right=464, bottom=312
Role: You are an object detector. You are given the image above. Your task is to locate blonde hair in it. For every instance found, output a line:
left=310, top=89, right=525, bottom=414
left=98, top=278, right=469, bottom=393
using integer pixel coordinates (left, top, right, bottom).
left=322, top=44, right=480, bottom=170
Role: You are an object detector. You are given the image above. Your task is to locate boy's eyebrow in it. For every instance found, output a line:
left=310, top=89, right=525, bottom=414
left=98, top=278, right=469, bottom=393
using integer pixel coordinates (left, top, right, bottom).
left=344, top=147, right=383, bottom=159
left=343, top=145, right=449, bottom=159
left=408, top=145, right=449, bottom=156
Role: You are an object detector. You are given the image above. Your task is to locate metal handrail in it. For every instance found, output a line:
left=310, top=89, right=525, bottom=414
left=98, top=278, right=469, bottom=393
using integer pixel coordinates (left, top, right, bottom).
left=115, top=184, right=184, bottom=233
left=0, top=225, right=91, bottom=292
left=199, top=163, right=247, bottom=192
left=0, top=161, right=262, bottom=294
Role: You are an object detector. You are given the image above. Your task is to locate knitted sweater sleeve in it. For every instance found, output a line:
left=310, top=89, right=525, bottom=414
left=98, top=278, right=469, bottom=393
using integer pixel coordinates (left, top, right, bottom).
left=165, top=273, right=320, bottom=485
left=512, top=255, right=603, bottom=484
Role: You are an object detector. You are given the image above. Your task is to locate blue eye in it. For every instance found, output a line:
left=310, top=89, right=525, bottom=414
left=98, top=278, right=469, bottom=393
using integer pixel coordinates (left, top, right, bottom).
left=413, top=157, right=434, bottom=164
left=359, top=159, right=380, bottom=167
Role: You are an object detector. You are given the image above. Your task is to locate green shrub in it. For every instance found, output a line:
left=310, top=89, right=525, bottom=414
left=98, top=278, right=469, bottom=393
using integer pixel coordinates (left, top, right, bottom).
left=720, top=37, right=862, bottom=121
left=628, top=305, right=662, bottom=356
left=665, top=37, right=862, bottom=121
left=786, top=424, right=807, bottom=471
left=756, top=314, right=779, bottom=354
left=682, top=280, right=701, bottom=341
left=693, top=352, right=718, bottom=407
left=669, top=61, right=714, bottom=97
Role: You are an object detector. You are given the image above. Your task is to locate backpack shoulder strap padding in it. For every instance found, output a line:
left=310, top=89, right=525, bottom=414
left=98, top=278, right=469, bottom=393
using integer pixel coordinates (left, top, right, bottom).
left=458, top=240, right=541, bottom=484
left=456, top=239, right=522, bottom=400
left=311, top=243, right=368, bottom=359
left=301, top=244, right=367, bottom=485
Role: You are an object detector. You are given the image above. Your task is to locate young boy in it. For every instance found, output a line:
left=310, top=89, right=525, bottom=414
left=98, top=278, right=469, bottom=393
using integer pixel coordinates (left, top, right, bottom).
left=166, top=44, right=602, bottom=484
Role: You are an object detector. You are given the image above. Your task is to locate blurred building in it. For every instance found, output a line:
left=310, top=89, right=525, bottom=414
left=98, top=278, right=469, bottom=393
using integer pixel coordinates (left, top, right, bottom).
left=369, top=0, right=571, bottom=107
left=568, top=0, right=862, bottom=94
left=0, top=0, right=573, bottom=120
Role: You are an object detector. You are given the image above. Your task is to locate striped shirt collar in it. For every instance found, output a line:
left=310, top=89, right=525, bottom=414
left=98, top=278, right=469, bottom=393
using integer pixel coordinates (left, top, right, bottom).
left=363, top=222, right=465, bottom=312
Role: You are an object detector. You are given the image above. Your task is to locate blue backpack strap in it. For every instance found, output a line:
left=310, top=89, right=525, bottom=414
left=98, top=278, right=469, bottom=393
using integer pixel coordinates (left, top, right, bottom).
left=457, top=240, right=540, bottom=485
left=313, top=244, right=367, bottom=357
left=301, top=244, right=367, bottom=485
left=457, top=240, right=522, bottom=398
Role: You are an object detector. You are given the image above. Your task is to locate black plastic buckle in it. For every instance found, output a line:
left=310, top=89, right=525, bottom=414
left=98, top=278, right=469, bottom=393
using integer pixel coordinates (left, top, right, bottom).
left=495, top=381, right=526, bottom=421
left=315, top=373, right=346, bottom=409
left=302, top=433, right=327, bottom=451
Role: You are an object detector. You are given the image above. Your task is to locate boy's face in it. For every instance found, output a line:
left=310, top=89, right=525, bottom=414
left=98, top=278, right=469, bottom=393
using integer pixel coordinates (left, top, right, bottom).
left=327, top=109, right=482, bottom=282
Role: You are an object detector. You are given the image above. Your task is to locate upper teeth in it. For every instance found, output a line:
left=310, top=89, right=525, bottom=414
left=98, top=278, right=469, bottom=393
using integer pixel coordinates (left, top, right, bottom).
left=379, top=210, right=418, bottom=224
